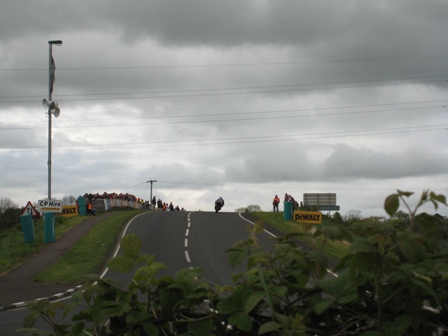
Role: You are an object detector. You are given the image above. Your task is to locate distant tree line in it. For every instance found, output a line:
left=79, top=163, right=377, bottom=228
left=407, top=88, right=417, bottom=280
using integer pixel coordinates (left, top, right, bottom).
left=235, top=205, right=262, bottom=212
left=0, top=197, right=20, bottom=230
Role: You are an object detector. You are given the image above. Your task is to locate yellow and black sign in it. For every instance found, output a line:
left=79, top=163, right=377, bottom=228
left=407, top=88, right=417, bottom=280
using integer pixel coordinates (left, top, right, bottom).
left=293, top=211, right=323, bottom=224
left=61, top=205, right=78, bottom=217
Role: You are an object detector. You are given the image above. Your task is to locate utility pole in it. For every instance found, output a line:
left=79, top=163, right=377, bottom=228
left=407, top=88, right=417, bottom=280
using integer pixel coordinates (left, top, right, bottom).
left=146, top=179, right=157, bottom=208
left=46, top=40, right=63, bottom=200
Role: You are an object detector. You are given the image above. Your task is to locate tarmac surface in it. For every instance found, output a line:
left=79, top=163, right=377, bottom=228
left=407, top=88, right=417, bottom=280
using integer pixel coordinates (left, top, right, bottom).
left=0, top=213, right=115, bottom=311
left=0, top=211, right=301, bottom=312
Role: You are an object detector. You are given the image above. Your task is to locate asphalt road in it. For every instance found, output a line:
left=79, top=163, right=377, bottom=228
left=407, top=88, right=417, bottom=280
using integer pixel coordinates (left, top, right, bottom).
left=0, top=210, right=276, bottom=334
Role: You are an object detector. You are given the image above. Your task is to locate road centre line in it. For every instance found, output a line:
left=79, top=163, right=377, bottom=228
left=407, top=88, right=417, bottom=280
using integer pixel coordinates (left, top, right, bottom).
left=184, top=212, right=192, bottom=265
left=184, top=250, right=191, bottom=263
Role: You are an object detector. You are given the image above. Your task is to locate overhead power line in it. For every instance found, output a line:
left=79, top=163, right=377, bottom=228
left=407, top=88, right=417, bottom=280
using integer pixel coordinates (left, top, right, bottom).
left=1, top=124, right=445, bottom=152
left=1, top=75, right=447, bottom=104
left=0, top=100, right=445, bottom=130
left=0, top=105, right=445, bottom=131
left=1, top=54, right=448, bottom=72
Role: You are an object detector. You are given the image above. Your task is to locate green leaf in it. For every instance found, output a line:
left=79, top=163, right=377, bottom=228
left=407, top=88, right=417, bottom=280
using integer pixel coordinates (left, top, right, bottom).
left=316, top=272, right=358, bottom=304
left=284, top=232, right=305, bottom=241
left=337, top=287, right=358, bottom=304
left=419, top=190, right=429, bottom=202
left=410, top=278, right=437, bottom=299
left=436, top=263, right=448, bottom=279
left=142, top=322, right=160, bottom=336
left=231, top=284, right=253, bottom=308
left=349, top=239, right=377, bottom=253
left=398, top=239, right=425, bottom=263
left=430, top=192, right=446, bottom=205
left=23, top=310, right=40, bottom=328
left=244, top=291, right=265, bottom=314
left=175, top=266, right=203, bottom=282
left=71, top=321, right=86, bottom=335
left=253, top=219, right=266, bottom=235
left=259, top=321, right=282, bottom=334
left=360, top=332, right=383, bottom=336
left=229, top=312, right=253, bottom=332
left=314, top=298, right=334, bottom=315
left=134, top=262, right=166, bottom=281
left=51, top=300, right=65, bottom=311
left=226, top=248, right=247, bottom=268
left=82, top=287, right=93, bottom=304
left=107, top=255, right=135, bottom=273
left=384, top=194, right=399, bottom=216
left=120, top=233, right=142, bottom=258
left=187, top=319, right=213, bottom=335
left=217, top=298, right=237, bottom=314
left=158, top=286, right=183, bottom=311
left=397, top=190, right=414, bottom=197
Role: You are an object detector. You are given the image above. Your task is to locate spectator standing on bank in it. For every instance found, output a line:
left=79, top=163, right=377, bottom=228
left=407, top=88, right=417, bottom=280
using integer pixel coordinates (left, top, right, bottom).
left=273, top=195, right=280, bottom=212
left=87, top=202, right=96, bottom=216
left=152, top=196, right=156, bottom=208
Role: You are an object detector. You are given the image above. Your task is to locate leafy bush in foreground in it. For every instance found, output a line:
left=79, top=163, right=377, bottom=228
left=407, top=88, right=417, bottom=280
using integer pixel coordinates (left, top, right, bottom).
left=23, top=190, right=447, bottom=335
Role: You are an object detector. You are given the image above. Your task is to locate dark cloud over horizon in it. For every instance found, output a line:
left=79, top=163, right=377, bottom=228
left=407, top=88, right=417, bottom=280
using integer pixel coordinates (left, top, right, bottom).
left=0, top=0, right=447, bottom=216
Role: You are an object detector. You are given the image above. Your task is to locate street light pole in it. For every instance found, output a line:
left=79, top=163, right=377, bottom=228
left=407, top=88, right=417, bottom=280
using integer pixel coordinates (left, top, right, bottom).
left=47, top=40, right=62, bottom=200
left=146, top=179, right=158, bottom=208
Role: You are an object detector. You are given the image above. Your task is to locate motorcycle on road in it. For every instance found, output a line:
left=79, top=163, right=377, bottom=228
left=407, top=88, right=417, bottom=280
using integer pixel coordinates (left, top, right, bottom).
left=214, top=198, right=224, bottom=213
left=214, top=202, right=222, bottom=213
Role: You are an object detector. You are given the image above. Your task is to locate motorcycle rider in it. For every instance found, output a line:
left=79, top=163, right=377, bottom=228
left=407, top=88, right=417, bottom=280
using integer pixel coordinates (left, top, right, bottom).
left=215, top=196, right=225, bottom=208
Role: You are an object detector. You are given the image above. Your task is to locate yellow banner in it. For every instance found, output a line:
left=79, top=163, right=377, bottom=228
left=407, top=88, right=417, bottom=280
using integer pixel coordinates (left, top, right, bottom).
left=293, top=211, right=323, bottom=224
left=61, top=205, right=78, bottom=217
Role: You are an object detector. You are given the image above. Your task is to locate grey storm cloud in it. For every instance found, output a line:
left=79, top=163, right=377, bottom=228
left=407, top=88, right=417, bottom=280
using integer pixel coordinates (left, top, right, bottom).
left=0, top=0, right=447, bottom=216
left=322, top=144, right=448, bottom=180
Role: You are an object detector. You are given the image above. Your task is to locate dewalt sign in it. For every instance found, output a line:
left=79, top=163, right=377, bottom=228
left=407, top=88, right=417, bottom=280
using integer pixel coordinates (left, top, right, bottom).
left=293, top=211, right=323, bottom=224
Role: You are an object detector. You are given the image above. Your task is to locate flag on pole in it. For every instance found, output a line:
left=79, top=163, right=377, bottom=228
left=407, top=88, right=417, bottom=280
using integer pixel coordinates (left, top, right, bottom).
left=50, top=56, right=56, bottom=95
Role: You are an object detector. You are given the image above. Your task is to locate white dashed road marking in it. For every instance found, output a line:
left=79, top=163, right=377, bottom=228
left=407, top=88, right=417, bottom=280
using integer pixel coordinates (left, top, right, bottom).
left=185, top=212, right=193, bottom=266
left=184, top=250, right=191, bottom=263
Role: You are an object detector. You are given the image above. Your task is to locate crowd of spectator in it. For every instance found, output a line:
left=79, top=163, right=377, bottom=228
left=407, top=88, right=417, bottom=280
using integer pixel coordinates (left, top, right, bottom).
left=82, top=192, right=185, bottom=211
left=83, top=192, right=141, bottom=203
left=152, top=196, right=185, bottom=211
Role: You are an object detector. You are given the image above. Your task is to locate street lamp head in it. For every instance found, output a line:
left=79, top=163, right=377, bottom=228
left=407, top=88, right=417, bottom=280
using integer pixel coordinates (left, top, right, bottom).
left=49, top=40, right=63, bottom=45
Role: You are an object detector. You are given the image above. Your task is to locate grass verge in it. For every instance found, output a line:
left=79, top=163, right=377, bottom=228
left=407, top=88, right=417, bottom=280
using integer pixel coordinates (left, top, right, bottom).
left=32, top=211, right=145, bottom=283
left=0, top=216, right=86, bottom=276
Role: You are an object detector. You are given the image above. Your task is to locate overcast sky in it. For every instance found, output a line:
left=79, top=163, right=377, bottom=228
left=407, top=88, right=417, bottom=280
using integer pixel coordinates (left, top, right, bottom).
left=1, top=1, right=447, bottom=217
